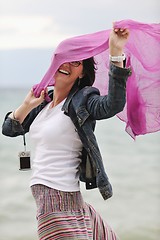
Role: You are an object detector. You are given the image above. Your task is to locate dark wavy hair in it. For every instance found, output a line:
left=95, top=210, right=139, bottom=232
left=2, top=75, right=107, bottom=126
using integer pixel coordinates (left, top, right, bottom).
left=78, top=57, right=97, bottom=89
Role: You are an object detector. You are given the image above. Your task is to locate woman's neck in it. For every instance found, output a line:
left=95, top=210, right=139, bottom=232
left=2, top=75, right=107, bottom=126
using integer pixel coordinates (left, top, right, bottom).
left=51, top=87, right=70, bottom=108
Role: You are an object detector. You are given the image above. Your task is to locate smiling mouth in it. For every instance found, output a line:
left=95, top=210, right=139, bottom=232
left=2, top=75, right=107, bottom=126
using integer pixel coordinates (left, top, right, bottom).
left=58, top=69, right=70, bottom=75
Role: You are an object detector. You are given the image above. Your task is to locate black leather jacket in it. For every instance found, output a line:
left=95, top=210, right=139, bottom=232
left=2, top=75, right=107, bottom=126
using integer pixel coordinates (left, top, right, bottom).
left=2, top=63, right=131, bottom=200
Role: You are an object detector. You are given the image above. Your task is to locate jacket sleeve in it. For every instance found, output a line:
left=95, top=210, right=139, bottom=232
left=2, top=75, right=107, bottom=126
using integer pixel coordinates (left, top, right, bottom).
left=2, top=112, right=25, bottom=137
left=2, top=90, right=53, bottom=137
left=2, top=103, right=44, bottom=137
left=87, top=63, right=132, bottom=120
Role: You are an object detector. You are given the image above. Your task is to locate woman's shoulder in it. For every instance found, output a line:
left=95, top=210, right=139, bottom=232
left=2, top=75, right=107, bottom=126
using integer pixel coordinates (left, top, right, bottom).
left=71, top=86, right=100, bottom=108
left=78, top=86, right=100, bottom=97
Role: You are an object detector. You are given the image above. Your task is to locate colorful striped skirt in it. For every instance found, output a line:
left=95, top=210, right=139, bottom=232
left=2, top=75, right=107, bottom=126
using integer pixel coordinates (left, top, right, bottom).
left=31, top=184, right=119, bottom=240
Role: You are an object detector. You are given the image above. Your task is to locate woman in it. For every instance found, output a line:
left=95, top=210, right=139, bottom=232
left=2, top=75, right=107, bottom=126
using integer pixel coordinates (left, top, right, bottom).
left=2, top=27, right=131, bottom=239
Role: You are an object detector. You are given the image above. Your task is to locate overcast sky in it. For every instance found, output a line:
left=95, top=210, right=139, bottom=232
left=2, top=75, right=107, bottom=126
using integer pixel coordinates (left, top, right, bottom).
left=0, top=0, right=159, bottom=50
left=0, top=0, right=159, bottom=88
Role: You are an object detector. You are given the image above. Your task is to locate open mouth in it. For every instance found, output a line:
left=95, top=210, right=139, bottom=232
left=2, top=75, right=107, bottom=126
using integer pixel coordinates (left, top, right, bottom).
left=58, top=69, right=70, bottom=75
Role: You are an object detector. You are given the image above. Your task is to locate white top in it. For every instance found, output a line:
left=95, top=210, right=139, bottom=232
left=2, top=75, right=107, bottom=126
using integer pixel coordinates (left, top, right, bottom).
left=29, top=99, right=83, bottom=192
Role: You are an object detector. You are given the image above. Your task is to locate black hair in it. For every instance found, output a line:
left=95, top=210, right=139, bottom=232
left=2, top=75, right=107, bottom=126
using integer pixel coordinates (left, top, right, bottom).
left=78, top=57, right=97, bottom=89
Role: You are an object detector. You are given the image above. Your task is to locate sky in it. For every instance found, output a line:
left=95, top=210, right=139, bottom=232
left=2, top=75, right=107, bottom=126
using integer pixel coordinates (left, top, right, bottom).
left=0, top=0, right=159, bottom=87
left=0, top=0, right=159, bottom=50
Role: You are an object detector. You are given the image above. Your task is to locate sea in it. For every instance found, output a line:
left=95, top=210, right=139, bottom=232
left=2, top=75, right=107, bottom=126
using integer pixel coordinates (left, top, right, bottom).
left=0, top=88, right=160, bottom=240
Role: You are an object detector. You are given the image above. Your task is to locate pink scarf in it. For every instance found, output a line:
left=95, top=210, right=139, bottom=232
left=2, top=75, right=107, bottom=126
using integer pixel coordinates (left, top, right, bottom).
left=33, top=19, right=160, bottom=138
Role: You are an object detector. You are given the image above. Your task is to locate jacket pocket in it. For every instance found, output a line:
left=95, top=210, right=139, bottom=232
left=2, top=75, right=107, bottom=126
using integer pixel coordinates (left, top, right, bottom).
left=76, top=107, right=90, bottom=126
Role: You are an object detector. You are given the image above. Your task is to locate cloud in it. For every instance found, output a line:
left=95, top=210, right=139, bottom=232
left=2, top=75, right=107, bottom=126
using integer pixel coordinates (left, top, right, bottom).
left=0, top=16, right=71, bottom=49
left=0, top=0, right=159, bottom=87
left=0, top=0, right=159, bottom=50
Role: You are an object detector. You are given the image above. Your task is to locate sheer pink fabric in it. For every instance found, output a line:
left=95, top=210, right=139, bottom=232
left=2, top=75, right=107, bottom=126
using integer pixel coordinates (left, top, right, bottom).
left=33, top=19, right=160, bottom=138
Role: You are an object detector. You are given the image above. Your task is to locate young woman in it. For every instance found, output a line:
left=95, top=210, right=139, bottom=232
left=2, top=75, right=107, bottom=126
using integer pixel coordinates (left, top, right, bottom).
left=2, top=27, right=131, bottom=239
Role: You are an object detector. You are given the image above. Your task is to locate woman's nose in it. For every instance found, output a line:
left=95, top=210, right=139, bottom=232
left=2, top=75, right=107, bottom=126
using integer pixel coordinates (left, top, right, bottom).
left=61, top=62, right=70, bottom=67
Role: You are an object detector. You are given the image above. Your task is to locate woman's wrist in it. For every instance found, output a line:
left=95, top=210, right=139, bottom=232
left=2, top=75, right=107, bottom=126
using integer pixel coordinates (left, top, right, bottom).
left=109, top=53, right=125, bottom=62
left=109, top=48, right=125, bottom=68
left=11, top=103, right=33, bottom=123
left=109, top=48, right=123, bottom=56
left=12, top=111, right=18, bottom=121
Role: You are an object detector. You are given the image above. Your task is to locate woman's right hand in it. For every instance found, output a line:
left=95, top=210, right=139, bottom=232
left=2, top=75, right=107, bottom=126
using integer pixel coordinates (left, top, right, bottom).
left=23, top=88, right=46, bottom=110
left=10, top=88, right=47, bottom=123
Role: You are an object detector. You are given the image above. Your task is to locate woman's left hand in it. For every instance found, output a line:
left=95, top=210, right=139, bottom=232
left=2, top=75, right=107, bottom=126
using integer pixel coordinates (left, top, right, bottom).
left=109, top=27, right=130, bottom=56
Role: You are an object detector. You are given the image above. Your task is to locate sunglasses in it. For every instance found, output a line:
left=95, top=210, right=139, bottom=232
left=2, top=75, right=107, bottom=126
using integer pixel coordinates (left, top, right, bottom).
left=69, top=61, right=82, bottom=67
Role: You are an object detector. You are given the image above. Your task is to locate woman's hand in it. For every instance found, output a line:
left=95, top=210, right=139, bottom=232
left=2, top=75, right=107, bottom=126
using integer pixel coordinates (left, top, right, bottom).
left=109, top=27, right=130, bottom=56
left=23, top=88, right=46, bottom=110
left=10, top=88, right=47, bottom=123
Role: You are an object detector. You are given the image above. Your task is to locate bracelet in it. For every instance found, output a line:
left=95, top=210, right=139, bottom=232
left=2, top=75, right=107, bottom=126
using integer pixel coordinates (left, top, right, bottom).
left=109, top=53, right=126, bottom=63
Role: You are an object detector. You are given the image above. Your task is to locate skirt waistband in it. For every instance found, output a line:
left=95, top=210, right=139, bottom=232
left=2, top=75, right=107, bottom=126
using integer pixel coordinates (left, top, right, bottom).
left=31, top=184, right=85, bottom=214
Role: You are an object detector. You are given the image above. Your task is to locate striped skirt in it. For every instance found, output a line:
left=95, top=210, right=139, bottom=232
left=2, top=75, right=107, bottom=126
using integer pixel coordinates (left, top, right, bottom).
left=31, top=184, right=119, bottom=240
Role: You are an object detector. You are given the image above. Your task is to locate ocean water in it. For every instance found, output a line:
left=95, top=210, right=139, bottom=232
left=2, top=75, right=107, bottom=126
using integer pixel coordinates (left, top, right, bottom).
left=0, top=88, right=160, bottom=240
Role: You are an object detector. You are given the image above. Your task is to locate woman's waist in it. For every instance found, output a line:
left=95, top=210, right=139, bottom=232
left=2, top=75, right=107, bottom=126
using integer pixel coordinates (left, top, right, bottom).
left=31, top=184, right=85, bottom=214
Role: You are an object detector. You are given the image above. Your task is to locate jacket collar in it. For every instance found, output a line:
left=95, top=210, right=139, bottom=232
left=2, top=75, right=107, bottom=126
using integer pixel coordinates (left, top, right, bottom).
left=62, top=80, right=80, bottom=114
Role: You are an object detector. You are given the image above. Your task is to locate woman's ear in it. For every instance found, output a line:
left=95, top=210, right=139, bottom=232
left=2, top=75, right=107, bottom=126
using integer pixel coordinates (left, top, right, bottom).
left=79, top=73, right=84, bottom=79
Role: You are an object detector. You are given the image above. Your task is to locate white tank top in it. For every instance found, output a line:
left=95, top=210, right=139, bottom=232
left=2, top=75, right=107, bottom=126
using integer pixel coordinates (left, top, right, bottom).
left=29, top=99, right=83, bottom=192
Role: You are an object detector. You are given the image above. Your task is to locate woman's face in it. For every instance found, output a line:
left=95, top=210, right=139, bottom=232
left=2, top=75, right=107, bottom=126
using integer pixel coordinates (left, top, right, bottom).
left=54, top=61, right=83, bottom=88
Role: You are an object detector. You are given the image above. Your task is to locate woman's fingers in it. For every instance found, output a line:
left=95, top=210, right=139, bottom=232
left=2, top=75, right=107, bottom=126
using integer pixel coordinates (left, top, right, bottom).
left=113, top=28, right=130, bottom=39
left=40, top=90, right=45, bottom=100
